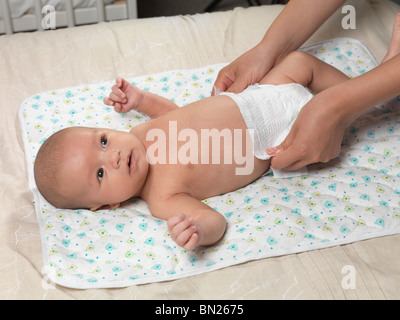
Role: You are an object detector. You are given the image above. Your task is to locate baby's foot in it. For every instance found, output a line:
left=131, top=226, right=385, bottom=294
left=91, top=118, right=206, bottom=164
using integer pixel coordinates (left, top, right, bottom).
left=382, top=13, right=400, bottom=63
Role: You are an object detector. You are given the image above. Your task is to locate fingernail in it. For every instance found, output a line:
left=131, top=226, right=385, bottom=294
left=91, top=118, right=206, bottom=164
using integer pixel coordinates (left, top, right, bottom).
left=266, top=147, right=277, bottom=155
left=213, top=86, right=223, bottom=96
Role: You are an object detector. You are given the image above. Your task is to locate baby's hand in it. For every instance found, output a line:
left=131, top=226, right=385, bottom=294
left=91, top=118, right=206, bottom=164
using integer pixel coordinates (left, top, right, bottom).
left=103, top=77, right=144, bottom=113
left=168, top=214, right=204, bottom=251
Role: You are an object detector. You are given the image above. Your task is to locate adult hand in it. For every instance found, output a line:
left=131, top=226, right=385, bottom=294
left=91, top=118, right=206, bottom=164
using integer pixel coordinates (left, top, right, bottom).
left=268, top=50, right=400, bottom=171
left=212, top=44, right=277, bottom=95
left=266, top=91, right=348, bottom=170
left=212, top=0, right=346, bottom=96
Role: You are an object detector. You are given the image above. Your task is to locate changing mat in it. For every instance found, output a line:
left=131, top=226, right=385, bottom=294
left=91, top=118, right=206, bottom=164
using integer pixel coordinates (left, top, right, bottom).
left=19, top=38, right=400, bottom=289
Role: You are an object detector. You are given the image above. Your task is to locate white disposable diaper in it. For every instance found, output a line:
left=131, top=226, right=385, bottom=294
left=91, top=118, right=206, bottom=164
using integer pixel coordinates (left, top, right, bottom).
left=223, top=83, right=314, bottom=177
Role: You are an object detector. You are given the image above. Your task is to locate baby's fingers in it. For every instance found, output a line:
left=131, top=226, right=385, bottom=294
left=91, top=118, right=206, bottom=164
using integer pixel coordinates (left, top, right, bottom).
left=176, top=225, right=198, bottom=250
left=183, top=232, right=199, bottom=251
left=167, top=214, right=185, bottom=232
left=169, top=216, right=193, bottom=240
left=104, top=97, right=123, bottom=113
left=111, top=86, right=127, bottom=103
left=103, top=97, right=114, bottom=106
left=116, top=77, right=123, bottom=87
left=113, top=102, right=123, bottom=113
left=167, top=215, right=200, bottom=250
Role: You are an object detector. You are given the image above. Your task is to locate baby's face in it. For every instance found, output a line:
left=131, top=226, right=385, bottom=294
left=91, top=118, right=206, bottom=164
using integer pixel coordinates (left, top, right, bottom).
left=60, top=127, right=148, bottom=210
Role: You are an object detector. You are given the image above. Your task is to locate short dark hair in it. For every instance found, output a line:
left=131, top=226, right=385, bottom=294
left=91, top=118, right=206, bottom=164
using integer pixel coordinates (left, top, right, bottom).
left=34, top=128, right=83, bottom=209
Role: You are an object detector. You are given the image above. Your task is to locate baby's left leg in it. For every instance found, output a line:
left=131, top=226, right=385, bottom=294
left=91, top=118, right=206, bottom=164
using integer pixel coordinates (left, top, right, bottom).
left=259, top=51, right=349, bottom=92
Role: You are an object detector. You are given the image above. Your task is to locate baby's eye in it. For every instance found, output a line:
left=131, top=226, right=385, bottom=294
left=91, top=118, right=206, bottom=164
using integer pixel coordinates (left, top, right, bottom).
left=101, top=136, right=107, bottom=148
left=97, top=168, right=104, bottom=182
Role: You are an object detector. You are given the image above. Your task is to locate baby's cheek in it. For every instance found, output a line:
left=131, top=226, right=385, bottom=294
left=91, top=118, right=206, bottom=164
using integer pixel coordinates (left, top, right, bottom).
left=107, top=178, right=131, bottom=201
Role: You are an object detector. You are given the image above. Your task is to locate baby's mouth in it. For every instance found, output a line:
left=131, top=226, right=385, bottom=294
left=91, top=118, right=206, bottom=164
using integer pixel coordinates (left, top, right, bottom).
left=128, top=151, right=135, bottom=174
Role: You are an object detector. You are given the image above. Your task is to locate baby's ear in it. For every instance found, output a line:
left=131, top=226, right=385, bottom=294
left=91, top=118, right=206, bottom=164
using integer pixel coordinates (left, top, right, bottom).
left=90, top=202, right=120, bottom=211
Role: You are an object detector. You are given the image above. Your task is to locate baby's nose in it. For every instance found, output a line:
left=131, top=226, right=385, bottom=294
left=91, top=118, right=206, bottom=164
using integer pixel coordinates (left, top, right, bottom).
left=109, top=149, right=121, bottom=168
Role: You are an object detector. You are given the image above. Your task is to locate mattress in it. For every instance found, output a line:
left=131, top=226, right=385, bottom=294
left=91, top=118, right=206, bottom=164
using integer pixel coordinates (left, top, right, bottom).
left=2, top=0, right=400, bottom=299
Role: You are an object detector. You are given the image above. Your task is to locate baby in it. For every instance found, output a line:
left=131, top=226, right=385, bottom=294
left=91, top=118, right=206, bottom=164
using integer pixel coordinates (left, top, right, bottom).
left=34, top=46, right=369, bottom=251
left=34, top=49, right=352, bottom=251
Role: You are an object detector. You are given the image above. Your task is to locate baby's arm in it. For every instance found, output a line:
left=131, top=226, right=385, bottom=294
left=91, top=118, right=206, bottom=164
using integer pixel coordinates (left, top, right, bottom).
left=104, top=77, right=178, bottom=118
left=149, top=194, right=226, bottom=251
left=260, top=51, right=349, bottom=92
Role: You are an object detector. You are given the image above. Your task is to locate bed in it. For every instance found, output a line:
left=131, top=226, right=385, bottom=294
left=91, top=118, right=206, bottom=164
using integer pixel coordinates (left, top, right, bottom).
left=1, top=0, right=400, bottom=299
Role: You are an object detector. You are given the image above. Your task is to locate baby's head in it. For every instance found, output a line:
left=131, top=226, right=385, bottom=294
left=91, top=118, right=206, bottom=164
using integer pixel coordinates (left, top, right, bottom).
left=34, top=126, right=149, bottom=210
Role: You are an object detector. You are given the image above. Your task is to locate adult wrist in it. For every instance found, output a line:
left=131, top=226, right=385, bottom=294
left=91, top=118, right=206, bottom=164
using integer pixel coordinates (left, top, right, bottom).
left=258, top=35, right=293, bottom=66
left=315, top=87, right=356, bottom=129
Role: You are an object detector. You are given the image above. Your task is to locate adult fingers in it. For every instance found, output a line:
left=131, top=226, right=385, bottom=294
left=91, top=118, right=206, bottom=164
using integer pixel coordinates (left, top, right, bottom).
left=270, top=143, right=306, bottom=171
left=277, top=158, right=309, bottom=171
left=267, top=128, right=298, bottom=170
left=212, top=72, right=232, bottom=95
left=224, top=75, right=251, bottom=94
left=212, top=66, right=254, bottom=95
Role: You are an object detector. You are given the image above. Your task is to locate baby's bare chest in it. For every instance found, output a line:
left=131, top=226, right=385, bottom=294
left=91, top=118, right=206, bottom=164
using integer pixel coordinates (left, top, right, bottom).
left=146, top=157, right=269, bottom=202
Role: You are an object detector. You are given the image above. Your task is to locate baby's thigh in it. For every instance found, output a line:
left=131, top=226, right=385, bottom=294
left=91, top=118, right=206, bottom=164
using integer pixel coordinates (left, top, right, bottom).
left=259, top=68, right=294, bottom=86
left=259, top=51, right=313, bottom=86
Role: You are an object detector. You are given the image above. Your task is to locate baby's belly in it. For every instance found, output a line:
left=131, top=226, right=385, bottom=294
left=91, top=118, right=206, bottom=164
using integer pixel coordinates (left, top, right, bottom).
left=184, top=157, right=270, bottom=200
left=146, top=94, right=271, bottom=199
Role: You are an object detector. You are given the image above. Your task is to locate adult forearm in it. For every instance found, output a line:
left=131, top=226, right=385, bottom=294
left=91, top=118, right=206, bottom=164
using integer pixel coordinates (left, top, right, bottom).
left=329, top=55, right=400, bottom=126
left=260, top=0, right=346, bottom=60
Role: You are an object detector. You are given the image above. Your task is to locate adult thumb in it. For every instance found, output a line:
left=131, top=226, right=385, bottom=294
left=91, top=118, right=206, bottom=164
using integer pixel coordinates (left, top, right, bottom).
left=212, top=71, right=232, bottom=95
left=224, top=77, right=250, bottom=94
left=266, top=132, right=296, bottom=170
